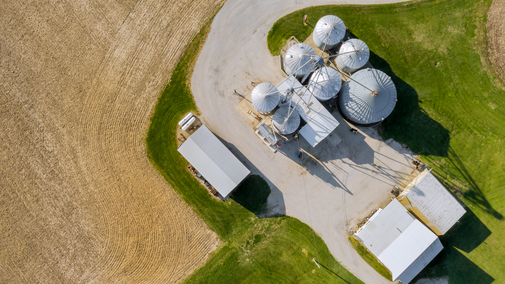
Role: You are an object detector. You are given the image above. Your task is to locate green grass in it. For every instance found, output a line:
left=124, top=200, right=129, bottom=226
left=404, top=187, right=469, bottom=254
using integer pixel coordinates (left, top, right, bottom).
left=186, top=217, right=361, bottom=284
left=348, top=236, right=392, bottom=281
left=146, top=8, right=362, bottom=284
left=267, top=0, right=505, bottom=282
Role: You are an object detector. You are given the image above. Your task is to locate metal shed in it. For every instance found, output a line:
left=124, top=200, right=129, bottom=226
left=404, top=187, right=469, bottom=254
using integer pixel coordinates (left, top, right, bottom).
left=397, top=169, right=466, bottom=235
left=338, top=68, right=397, bottom=126
left=356, top=199, right=443, bottom=284
left=178, top=125, right=250, bottom=199
left=272, top=106, right=300, bottom=135
left=307, top=66, right=342, bottom=101
left=284, top=43, right=316, bottom=79
left=251, top=82, right=280, bottom=113
left=336, top=38, right=370, bottom=73
left=313, top=15, right=346, bottom=51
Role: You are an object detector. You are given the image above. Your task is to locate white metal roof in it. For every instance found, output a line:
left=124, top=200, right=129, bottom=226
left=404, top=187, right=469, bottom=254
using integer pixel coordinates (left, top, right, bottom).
left=313, top=15, right=346, bottom=51
left=396, top=237, right=443, bottom=284
left=338, top=68, right=397, bottom=125
left=307, top=67, right=342, bottom=101
left=336, top=38, right=370, bottom=72
left=178, top=125, right=250, bottom=198
left=402, top=170, right=466, bottom=234
left=284, top=43, right=316, bottom=78
left=356, top=199, right=443, bottom=284
left=276, top=75, right=339, bottom=147
left=251, top=82, right=280, bottom=113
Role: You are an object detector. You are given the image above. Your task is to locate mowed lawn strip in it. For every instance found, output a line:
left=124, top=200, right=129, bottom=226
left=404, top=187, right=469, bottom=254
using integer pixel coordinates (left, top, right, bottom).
left=146, top=8, right=363, bottom=284
left=268, top=0, right=504, bottom=282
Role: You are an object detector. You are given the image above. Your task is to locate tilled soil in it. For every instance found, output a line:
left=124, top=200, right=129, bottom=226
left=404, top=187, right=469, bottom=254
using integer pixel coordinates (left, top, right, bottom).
left=0, top=0, right=223, bottom=283
left=487, top=0, right=505, bottom=83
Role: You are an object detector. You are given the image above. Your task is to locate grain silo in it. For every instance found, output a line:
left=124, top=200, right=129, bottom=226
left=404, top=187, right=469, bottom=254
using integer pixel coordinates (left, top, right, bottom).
left=338, top=68, right=397, bottom=126
left=307, top=67, right=342, bottom=101
left=336, top=38, right=370, bottom=73
left=284, top=43, right=316, bottom=79
left=251, top=82, right=280, bottom=113
left=272, top=106, right=300, bottom=135
left=313, top=15, right=346, bottom=51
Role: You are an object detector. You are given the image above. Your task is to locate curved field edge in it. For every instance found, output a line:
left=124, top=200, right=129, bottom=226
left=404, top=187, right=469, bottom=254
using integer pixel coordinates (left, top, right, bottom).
left=267, top=0, right=505, bottom=283
left=145, top=7, right=362, bottom=284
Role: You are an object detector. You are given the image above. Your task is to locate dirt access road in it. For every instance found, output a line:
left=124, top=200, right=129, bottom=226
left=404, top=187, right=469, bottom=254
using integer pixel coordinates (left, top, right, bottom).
left=1, top=0, right=224, bottom=283
left=192, top=1, right=416, bottom=284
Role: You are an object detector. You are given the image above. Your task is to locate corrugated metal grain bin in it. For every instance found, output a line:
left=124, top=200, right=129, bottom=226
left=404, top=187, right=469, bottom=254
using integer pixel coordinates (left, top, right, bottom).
left=251, top=82, right=280, bottom=113
left=336, top=38, right=370, bottom=73
left=272, top=106, right=300, bottom=135
left=338, top=68, right=397, bottom=126
left=284, top=43, right=316, bottom=79
left=307, top=66, right=342, bottom=101
left=313, top=15, right=346, bottom=51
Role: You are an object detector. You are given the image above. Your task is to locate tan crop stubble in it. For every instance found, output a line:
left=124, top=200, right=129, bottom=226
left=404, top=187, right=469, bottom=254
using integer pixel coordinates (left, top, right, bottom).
left=487, top=0, right=505, bottom=83
left=1, top=0, right=224, bottom=283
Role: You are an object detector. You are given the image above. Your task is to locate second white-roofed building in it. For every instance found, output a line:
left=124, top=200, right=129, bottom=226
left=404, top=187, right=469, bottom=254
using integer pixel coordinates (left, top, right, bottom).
left=397, top=169, right=466, bottom=235
left=355, top=199, right=443, bottom=284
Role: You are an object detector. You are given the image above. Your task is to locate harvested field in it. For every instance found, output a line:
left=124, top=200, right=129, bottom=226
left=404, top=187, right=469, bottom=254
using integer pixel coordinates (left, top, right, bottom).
left=0, top=0, right=224, bottom=283
left=487, top=0, right=505, bottom=82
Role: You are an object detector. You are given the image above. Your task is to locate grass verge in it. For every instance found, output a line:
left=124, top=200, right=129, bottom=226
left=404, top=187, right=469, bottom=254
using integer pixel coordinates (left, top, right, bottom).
left=146, top=7, right=363, bottom=284
left=267, top=0, right=504, bottom=282
left=348, top=236, right=392, bottom=281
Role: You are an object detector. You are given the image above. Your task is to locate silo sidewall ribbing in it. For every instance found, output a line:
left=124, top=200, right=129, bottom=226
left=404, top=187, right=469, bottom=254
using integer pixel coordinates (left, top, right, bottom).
left=336, top=57, right=358, bottom=73
left=337, top=69, right=396, bottom=127
left=336, top=56, right=349, bottom=73
left=313, top=33, right=337, bottom=51
left=336, top=39, right=370, bottom=74
left=284, top=60, right=292, bottom=77
left=284, top=43, right=315, bottom=79
left=309, top=67, right=341, bottom=101
left=337, top=86, right=382, bottom=127
left=337, top=98, right=382, bottom=127
left=337, top=83, right=353, bottom=122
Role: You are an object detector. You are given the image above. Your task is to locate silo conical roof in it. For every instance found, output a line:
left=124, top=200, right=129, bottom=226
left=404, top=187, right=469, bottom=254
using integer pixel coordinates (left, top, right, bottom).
left=272, top=106, right=300, bottom=135
left=336, top=39, right=370, bottom=73
left=284, top=43, right=316, bottom=78
left=252, top=82, right=280, bottom=113
left=338, top=68, right=397, bottom=126
left=313, top=15, right=346, bottom=51
left=307, top=67, right=342, bottom=101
